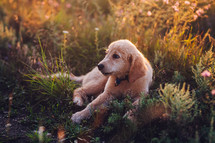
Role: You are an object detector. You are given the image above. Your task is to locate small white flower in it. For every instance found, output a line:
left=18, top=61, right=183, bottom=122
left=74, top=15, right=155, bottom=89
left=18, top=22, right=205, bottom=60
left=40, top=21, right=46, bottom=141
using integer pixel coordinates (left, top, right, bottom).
left=175, top=1, right=179, bottom=7
left=163, top=0, right=169, bottom=4
left=46, top=133, right=52, bottom=137
left=184, top=1, right=190, bottom=5
left=62, top=31, right=69, bottom=34
left=39, top=126, right=45, bottom=134
left=38, top=126, right=45, bottom=143
left=5, top=123, right=12, bottom=128
left=196, top=8, right=204, bottom=16
left=191, top=3, right=197, bottom=8
left=95, top=27, right=99, bottom=31
left=172, top=6, right=179, bottom=12
left=147, top=11, right=152, bottom=16
left=45, top=15, right=50, bottom=19
left=139, top=9, right=143, bottom=14
left=204, top=4, right=211, bottom=10
left=193, top=14, right=198, bottom=20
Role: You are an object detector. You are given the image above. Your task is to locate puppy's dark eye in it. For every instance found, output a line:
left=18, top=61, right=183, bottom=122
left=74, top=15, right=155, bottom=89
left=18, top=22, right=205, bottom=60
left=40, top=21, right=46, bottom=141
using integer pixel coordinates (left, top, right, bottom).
left=112, top=54, right=120, bottom=59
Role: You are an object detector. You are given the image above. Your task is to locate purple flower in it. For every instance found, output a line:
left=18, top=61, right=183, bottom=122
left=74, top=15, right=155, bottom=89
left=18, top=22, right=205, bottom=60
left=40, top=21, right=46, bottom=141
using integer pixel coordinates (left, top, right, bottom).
left=4, top=56, right=8, bottom=61
left=8, top=44, right=12, bottom=49
left=37, top=61, right=42, bottom=67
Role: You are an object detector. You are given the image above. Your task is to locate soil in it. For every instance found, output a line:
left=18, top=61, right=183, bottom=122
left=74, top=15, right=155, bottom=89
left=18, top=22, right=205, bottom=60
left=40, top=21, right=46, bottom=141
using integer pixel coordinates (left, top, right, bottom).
left=0, top=112, right=30, bottom=143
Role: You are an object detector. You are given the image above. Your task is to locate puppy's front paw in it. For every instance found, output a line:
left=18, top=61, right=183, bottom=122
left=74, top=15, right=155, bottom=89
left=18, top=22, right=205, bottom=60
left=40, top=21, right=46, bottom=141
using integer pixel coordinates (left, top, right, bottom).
left=73, top=96, right=84, bottom=106
left=71, top=107, right=91, bottom=124
left=71, top=112, right=84, bottom=124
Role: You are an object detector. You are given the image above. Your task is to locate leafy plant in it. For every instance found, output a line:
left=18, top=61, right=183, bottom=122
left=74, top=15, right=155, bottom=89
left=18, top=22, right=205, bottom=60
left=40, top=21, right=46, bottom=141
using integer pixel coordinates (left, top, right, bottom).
left=192, top=48, right=215, bottom=105
left=172, top=71, right=185, bottom=83
left=192, top=48, right=215, bottom=90
left=27, top=127, right=52, bottom=143
left=159, top=83, right=197, bottom=123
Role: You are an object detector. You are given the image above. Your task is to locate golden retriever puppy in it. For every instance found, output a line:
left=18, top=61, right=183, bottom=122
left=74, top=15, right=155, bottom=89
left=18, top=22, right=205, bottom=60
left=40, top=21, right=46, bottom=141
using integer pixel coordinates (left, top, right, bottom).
left=69, top=39, right=153, bottom=123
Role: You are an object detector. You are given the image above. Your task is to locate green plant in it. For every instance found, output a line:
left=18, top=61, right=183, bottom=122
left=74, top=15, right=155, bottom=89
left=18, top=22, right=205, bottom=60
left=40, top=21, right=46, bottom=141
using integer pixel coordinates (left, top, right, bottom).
left=172, top=71, right=185, bottom=83
left=99, top=97, right=133, bottom=134
left=26, top=45, right=76, bottom=104
left=192, top=48, right=215, bottom=105
left=64, top=121, right=87, bottom=141
left=159, top=83, right=197, bottom=123
left=27, top=127, right=52, bottom=143
left=192, top=48, right=215, bottom=90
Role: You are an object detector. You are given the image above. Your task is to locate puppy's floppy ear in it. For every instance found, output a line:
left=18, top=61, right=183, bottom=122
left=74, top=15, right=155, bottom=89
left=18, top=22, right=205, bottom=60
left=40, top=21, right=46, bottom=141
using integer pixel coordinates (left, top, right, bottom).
left=128, top=54, right=147, bottom=83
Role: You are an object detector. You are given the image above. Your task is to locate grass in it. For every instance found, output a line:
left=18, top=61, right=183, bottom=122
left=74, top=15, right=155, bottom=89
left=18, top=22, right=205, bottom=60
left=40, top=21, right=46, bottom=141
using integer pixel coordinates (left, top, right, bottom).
left=0, top=0, right=215, bottom=142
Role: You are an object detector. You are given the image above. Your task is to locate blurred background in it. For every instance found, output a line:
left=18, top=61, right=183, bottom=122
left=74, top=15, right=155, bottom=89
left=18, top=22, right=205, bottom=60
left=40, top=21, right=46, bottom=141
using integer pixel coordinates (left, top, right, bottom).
left=0, top=0, right=214, bottom=75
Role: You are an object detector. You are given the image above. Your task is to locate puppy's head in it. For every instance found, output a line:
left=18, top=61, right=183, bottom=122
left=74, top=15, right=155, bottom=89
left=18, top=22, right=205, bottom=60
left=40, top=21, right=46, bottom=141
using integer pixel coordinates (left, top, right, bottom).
left=98, top=39, right=146, bottom=82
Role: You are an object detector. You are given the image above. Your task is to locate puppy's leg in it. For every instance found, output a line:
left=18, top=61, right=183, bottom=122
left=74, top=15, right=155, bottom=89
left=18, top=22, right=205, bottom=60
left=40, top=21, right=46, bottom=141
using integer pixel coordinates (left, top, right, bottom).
left=73, top=79, right=107, bottom=106
left=71, top=92, right=113, bottom=123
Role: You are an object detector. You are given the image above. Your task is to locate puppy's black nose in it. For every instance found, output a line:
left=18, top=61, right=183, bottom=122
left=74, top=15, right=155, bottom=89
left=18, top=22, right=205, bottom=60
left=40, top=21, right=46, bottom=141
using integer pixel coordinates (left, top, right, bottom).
left=98, top=64, right=104, bottom=71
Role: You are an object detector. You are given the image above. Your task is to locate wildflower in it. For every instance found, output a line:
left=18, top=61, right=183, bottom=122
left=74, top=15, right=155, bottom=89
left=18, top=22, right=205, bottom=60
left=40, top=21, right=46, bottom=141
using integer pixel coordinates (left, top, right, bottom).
left=38, top=126, right=45, bottom=143
left=211, top=89, right=215, bottom=95
left=191, top=3, right=197, bottom=7
left=8, top=44, right=12, bottom=49
left=5, top=123, right=12, bottom=128
left=53, top=2, right=59, bottom=8
left=38, top=126, right=45, bottom=134
left=196, top=8, right=204, bottom=16
left=46, top=133, right=52, bottom=137
left=45, top=15, right=50, bottom=20
left=116, top=9, right=123, bottom=16
left=37, top=61, right=42, bottom=67
left=204, top=4, right=211, bottom=10
left=139, top=9, right=143, bottom=14
left=193, top=14, right=198, bottom=20
left=95, top=27, right=99, bottom=31
left=201, top=70, right=211, bottom=77
left=41, top=1, right=45, bottom=5
left=190, top=3, right=197, bottom=10
left=147, top=11, right=152, bottom=16
left=163, top=0, right=169, bottom=4
left=66, top=3, right=71, bottom=8
left=184, top=1, right=190, bottom=5
left=63, top=31, right=69, bottom=34
left=175, top=1, right=179, bottom=7
left=172, top=6, right=179, bottom=12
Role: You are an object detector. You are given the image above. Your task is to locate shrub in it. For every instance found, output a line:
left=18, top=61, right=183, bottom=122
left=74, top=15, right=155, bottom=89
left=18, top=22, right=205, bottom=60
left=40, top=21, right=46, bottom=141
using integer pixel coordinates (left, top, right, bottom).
left=192, top=48, right=215, bottom=105
left=159, top=83, right=197, bottom=123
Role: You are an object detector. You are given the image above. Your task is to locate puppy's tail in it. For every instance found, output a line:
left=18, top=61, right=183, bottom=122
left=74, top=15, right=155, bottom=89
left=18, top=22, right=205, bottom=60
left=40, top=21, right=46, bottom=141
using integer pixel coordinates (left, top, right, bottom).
left=44, top=72, right=84, bottom=83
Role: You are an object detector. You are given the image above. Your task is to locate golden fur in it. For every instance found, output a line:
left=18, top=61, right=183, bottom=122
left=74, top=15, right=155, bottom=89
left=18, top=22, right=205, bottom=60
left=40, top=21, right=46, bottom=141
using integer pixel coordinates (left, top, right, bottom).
left=51, top=40, right=153, bottom=123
